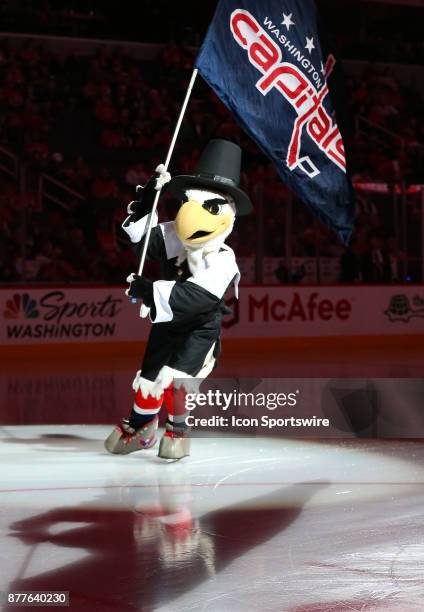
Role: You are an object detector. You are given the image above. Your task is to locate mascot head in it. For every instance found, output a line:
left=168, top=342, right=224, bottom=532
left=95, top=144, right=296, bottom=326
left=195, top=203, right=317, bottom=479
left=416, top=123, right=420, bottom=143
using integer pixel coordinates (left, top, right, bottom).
left=168, top=139, right=252, bottom=250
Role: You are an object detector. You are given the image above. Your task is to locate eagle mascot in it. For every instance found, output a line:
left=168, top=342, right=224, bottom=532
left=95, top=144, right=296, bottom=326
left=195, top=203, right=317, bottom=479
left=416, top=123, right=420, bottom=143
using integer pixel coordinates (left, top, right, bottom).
left=105, top=139, right=252, bottom=459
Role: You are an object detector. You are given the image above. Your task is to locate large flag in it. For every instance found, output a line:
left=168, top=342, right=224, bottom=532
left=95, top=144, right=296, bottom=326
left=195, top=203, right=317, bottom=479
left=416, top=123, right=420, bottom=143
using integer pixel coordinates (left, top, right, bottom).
left=195, top=0, right=355, bottom=244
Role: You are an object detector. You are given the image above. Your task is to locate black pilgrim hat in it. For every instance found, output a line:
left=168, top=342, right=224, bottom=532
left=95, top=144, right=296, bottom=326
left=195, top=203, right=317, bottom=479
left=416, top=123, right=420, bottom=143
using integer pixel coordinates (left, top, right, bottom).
left=168, top=139, right=253, bottom=216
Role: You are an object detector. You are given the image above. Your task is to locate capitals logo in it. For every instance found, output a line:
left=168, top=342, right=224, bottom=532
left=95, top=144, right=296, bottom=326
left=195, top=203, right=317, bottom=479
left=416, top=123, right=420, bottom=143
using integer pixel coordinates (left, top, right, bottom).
left=196, top=0, right=354, bottom=242
left=230, top=9, right=344, bottom=178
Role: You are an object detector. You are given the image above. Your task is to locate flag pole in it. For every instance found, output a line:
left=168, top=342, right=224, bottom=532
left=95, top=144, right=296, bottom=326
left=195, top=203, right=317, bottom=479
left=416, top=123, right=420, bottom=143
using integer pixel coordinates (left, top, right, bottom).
left=132, top=67, right=198, bottom=302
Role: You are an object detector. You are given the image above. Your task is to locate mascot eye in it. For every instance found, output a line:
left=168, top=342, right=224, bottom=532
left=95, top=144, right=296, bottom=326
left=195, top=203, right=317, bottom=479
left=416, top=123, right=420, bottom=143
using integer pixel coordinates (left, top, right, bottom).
left=203, top=201, right=222, bottom=215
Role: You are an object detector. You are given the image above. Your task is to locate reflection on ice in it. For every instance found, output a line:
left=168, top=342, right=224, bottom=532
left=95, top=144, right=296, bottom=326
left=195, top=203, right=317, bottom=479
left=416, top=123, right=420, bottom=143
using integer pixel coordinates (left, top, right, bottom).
left=1, top=426, right=423, bottom=611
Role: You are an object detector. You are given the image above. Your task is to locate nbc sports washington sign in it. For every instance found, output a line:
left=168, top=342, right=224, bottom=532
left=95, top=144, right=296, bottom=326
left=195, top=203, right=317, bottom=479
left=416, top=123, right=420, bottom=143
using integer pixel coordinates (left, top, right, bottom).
left=0, top=286, right=423, bottom=347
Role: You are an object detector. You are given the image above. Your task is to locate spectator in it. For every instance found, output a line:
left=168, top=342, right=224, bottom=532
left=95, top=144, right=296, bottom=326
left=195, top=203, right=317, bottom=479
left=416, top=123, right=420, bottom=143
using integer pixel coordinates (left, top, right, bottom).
left=340, top=244, right=360, bottom=283
left=125, top=163, right=149, bottom=187
left=91, top=168, right=118, bottom=200
left=361, top=233, right=392, bottom=283
left=0, top=32, right=422, bottom=286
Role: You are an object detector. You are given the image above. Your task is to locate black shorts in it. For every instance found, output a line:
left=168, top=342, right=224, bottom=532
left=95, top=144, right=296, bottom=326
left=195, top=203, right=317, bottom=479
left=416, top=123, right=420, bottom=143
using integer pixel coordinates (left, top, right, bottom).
left=140, top=311, right=222, bottom=381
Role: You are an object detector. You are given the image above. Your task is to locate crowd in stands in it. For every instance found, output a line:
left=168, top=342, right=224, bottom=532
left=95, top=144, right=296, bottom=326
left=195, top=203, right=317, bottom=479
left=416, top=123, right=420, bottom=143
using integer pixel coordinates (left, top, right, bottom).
left=2, top=0, right=424, bottom=66
left=0, top=37, right=422, bottom=284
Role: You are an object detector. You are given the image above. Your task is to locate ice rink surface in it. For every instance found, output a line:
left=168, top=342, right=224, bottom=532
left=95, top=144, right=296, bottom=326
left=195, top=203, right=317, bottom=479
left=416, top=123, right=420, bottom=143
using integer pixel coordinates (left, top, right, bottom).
left=1, top=426, right=423, bottom=612
left=1, top=344, right=423, bottom=611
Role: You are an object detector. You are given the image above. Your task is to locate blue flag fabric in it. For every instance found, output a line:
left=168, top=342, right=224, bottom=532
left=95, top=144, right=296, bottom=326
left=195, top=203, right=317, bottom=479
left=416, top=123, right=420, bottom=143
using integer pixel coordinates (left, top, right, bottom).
left=195, top=0, right=355, bottom=244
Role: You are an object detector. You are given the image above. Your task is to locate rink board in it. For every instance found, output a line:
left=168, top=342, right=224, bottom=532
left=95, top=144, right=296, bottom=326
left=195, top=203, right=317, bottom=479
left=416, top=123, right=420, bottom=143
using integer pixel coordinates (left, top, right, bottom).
left=0, top=285, right=423, bottom=348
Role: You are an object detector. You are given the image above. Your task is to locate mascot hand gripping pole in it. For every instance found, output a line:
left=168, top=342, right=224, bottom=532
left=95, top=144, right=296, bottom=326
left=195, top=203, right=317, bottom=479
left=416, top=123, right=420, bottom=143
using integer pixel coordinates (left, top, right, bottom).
left=104, top=139, right=252, bottom=460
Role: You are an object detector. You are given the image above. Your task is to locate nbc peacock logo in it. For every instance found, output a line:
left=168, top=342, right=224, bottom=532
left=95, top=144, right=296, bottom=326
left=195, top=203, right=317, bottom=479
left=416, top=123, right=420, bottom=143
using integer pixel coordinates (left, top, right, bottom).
left=3, top=293, right=40, bottom=319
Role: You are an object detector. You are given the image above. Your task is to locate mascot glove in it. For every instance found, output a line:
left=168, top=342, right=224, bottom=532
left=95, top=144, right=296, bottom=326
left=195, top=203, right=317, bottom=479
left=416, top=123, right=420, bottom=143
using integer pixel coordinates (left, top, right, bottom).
left=125, top=273, right=154, bottom=307
left=154, top=164, right=171, bottom=191
left=127, top=165, right=170, bottom=215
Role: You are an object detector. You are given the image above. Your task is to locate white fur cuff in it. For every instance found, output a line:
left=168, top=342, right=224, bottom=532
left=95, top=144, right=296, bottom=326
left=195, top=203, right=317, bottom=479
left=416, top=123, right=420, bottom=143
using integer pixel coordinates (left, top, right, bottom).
left=122, top=211, right=158, bottom=243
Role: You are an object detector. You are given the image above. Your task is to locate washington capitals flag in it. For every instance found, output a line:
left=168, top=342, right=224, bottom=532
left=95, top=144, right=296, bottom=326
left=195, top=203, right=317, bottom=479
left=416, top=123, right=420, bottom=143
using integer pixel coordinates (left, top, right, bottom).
left=195, top=0, right=354, bottom=244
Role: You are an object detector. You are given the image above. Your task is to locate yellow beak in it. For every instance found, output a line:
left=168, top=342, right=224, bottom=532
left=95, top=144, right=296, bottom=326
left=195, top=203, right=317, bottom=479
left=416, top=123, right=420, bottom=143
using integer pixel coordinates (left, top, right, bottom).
left=175, top=200, right=233, bottom=245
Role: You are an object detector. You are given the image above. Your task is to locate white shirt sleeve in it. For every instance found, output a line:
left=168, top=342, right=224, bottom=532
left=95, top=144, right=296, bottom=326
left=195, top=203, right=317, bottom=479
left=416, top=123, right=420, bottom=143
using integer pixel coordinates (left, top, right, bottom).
left=122, top=211, right=158, bottom=243
left=150, top=280, right=176, bottom=323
